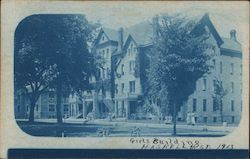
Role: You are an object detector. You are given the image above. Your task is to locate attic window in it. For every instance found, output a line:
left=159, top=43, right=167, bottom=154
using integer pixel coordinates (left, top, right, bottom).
left=102, top=36, right=105, bottom=41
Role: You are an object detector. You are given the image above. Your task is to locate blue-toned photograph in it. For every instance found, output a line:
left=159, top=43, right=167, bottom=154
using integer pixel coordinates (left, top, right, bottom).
left=14, top=13, right=242, bottom=137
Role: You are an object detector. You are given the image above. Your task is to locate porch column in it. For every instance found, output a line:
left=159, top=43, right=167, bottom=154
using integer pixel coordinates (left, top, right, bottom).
left=126, top=100, right=130, bottom=119
left=115, top=100, right=118, bottom=118
left=82, top=101, right=87, bottom=119
left=93, top=91, right=99, bottom=119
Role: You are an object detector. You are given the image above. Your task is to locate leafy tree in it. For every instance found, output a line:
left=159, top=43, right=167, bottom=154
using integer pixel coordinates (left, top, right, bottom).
left=212, top=78, right=228, bottom=122
left=14, top=14, right=97, bottom=123
left=147, top=14, right=215, bottom=135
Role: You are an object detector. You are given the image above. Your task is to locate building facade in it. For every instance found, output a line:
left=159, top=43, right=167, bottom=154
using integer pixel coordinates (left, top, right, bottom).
left=15, top=14, right=242, bottom=124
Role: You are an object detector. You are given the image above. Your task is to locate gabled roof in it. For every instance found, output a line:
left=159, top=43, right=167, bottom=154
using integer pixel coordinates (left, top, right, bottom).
left=192, top=13, right=224, bottom=46
left=123, top=21, right=153, bottom=46
left=123, top=35, right=137, bottom=49
left=93, top=27, right=118, bottom=46
left=102, top=27, right=119, bottom=41
left=221, top=37, right=241, bottom=52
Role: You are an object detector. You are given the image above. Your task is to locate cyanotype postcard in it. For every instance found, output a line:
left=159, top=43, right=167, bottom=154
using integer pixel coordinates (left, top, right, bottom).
left=0, top=1, right=249, bottom=158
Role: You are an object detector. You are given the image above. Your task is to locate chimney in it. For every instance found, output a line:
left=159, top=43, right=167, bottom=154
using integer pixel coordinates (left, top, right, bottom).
left=118, top=27, right=123, bottom=53
left=230, top=29, right=237, bottom=41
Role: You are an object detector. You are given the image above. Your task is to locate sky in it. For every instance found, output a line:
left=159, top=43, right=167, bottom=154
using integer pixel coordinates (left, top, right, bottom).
left=9, top=1, right=250, bottom=50
left=81, top=2, right=248, bottom=44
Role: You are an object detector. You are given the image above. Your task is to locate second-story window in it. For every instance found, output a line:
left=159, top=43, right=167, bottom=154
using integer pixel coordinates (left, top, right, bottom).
left=102, top=50, right=105, bottom=58
left=202, top=79, right=207, bottom=91
left=121, top=64, right=124, bottom=75
left=49, top=91, right=55, bottom=99
left=213, top=79, right=216, bottom=91
left=102, top=69, right=105, bottom=78
left=129, top=61, right=135, bottom=73
left=220, top=61, right=223, bottom=74
left=230, top=63, right=234, bottom=75
left=231, top=82, right=234, bottom=93
left=121, top=83, right=124, bottom=94
left=129, top=81, right=135, bottom=93
left=212, top=59, right=216, bottom=70
left=115, top=84, right=118, bottom=94
left=106, top=48, right=109, bottom=58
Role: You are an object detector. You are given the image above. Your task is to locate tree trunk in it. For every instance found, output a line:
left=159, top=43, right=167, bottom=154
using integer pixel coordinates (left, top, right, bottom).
left=28, top=98, right=36, bottom=123
left=220, top=100, right=223, bottom=123
left=56, top=82, right=63, bottom=124
left=172, top=102, right=177, bottom=136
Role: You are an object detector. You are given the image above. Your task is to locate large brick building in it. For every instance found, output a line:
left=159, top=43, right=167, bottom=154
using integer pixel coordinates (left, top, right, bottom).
left=15, top=14, right=242, bottom=124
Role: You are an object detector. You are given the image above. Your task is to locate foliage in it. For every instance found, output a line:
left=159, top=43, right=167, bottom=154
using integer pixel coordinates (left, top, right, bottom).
left=212, top=78, right=228, bottom=122
left=14, top=14, right=97, bottom=123
left=147, top=14, right=215, bottom=134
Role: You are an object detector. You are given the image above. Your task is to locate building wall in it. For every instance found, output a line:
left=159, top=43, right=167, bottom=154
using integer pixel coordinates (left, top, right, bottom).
left=181, top=32, right=242, bottom=124
left=114, top=39, right=142, bottom=118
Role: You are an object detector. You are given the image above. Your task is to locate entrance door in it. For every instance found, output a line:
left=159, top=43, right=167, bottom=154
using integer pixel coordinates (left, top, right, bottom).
left=129, top=101, right=137, bottom=115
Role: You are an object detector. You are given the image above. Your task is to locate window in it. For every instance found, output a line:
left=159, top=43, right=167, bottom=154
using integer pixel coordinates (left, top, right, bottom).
left=102, top=50, right=105, bottom=58
left=49, top=104, right=55, bottom=112
left=230, top=63, right=234, bottom=75
left=17, top=105, right=20, bottom=112
left=106, top=68, right=110, bottom=77
left=128, top=49, right=131, bottom=56
left=193, top=98, right=197, bottom=112
left=102, top=36, right=104, bottom=41
left=240, top=100, right=243, bottom=112
left=203, top=117, right=207, bottom=123
left=115, top=84, right=118, bottom=94
left=213, top=117, right=217, bottom=123
left=240, top=64, right=242, bottom=75
left=221, top=100, right=223, bottom=112
left=49, top=92, right=55, bottom=98
left=121, top=64, right=124, bottom=75
left=213, top=99, right=217, bottom=111
left=129, top=61, right=135, bottom=72
left=231, top=82, right=234, bottom=93
left=231, top=100, right=234, bottom=111
left=121, top=83, right=124, bottom=94
left=129, top=81, right=135, bottom=93
left=63, top=93, right=68, bottom=98
left=213, top=80, right=216, bottom=91
left=220, top=61, right=223, bottom=74
left=232, top=116, right=235, bottom=123
left=102, top=69, right=105, bottom=78
left=203, top=99, right=207, bottom=112
left=64, top=104, right=69, bottom=112
left=106, top=48, right=109, bottom=58
left=36, top=104, right=39, bottom=111
left=202, top=79, right=207, bottom=91
left=212, top=59, right=216, bottom=70
left=134, top=48, right=137, bottom=53
left=240, top=83, right=242, bottom=93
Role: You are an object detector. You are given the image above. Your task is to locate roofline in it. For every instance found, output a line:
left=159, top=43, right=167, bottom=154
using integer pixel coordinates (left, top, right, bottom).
left=220, top=47, right=242, bottom=54
left=199, top=14, right=224, bottom=46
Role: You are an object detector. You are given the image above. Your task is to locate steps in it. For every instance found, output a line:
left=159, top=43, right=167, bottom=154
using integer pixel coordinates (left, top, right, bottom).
left=103, top=99, right=115, bottom=113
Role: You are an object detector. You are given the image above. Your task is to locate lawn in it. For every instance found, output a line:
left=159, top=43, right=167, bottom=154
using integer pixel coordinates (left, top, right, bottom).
left=16, top=121, right=230, bottom=137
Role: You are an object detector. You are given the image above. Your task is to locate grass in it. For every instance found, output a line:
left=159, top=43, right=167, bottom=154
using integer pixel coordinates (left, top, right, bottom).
left=16, top=121, right=230, bottom=137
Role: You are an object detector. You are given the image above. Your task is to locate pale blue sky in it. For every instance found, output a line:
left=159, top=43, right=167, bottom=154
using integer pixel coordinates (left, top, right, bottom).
left=73, top=1, right=248, bottom=45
